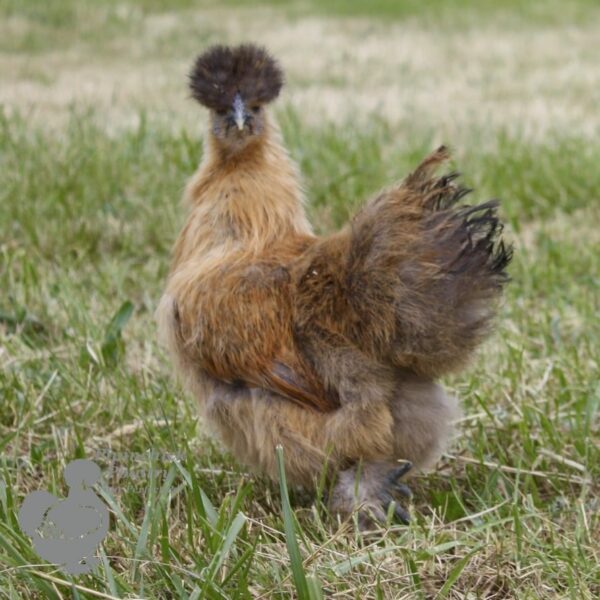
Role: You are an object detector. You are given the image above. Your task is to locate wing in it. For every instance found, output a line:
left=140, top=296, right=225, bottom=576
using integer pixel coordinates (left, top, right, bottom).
left=170, top=250, right=338, bottom=413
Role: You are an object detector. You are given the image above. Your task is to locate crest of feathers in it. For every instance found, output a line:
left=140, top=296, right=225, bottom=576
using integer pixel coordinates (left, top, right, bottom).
left=189, top=43, right=284, bottom=110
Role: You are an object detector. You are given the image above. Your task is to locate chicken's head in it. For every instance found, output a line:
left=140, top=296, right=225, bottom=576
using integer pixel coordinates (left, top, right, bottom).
left=189, top=43, right=283, bottom=149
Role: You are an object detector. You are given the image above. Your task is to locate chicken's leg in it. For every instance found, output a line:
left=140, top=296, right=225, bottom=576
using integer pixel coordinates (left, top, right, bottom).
left=202, top=377, right=458, bottom=528
left=206, top=380, right=413, bottom=527
left=328, top=460, right=413, bottom=528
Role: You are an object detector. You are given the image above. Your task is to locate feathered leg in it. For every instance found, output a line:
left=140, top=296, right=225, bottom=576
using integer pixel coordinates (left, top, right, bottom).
left=328, top=460, right=413, bottom=528
left=203, top=376, right=457, bottom=526
left=390, top=373, right=459, bottom=470
left=328, top=376, right=458, bottom=527
left=206, top=384, right=412, bottom=528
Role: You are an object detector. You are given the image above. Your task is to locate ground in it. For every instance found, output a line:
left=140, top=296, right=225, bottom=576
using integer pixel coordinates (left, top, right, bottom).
left=0, top=1, right=599, bottom=598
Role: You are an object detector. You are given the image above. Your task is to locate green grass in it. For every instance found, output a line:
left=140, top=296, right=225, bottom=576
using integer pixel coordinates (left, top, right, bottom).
left=1, top=1, right=599, bottom=598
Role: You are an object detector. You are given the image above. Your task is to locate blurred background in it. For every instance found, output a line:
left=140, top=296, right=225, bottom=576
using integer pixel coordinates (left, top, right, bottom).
left=1, top=1, right=598, bottom=598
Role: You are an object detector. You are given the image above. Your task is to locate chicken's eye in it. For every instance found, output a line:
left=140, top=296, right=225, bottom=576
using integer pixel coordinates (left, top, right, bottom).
left=216, top=109, right=227, bottom=116
left=251, top=106, right=260, bottom=114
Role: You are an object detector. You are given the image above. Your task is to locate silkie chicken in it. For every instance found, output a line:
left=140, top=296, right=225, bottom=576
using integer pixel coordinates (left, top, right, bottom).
left=157, top=44, right=512, bottom=526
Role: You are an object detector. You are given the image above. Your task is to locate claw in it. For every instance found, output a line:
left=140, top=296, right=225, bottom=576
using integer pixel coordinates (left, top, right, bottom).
left=381, top=462, right=413, bottom=525
left=385, top=461, right=413, bottom=484
left=393, top=502, right=411, bottom=524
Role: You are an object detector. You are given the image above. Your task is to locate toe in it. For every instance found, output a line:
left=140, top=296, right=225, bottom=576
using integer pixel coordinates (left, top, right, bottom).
left=390, top=482, right=413, bottom=498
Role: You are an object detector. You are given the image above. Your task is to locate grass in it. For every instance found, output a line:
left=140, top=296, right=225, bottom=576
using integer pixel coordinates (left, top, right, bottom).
left=1, top=1, right=599, bottom=598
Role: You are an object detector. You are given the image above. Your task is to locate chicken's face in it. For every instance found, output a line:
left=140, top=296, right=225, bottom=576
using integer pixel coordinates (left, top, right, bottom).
left=210, top=92, right=267, bottom=148
left=189, top=43, right=283, bottom=152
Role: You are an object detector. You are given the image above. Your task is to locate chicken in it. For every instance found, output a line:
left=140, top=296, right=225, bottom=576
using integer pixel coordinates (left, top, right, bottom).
left=157, top=44, right=512, bottom=525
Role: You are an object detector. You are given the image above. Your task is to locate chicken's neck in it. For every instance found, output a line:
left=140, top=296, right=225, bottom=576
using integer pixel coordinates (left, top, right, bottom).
left=181, top=119, right=313, bottom=260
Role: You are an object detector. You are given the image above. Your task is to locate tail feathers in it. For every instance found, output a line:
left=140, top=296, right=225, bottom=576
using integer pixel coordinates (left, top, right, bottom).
left=435, top=200, right=512, bottom=281
left=402, top=146, right=474, bottom=211
left=344, top=147, right=513, bottom=376
left=403, top=145, right=451, bottom=191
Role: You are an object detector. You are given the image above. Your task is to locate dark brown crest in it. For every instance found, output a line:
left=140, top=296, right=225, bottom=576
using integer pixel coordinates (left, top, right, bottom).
left=189, top=43, right=284, bottom=111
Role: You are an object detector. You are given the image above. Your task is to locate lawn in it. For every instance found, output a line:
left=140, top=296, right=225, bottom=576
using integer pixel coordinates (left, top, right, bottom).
left=0, top=1, right=599, bottom=598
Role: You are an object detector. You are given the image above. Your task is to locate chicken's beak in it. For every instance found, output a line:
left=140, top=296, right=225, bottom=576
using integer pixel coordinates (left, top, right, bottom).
left=232, top=94, right=246, bottom=131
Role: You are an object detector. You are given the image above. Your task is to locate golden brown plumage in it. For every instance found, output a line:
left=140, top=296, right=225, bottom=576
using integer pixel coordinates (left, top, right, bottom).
left=157, top=44, right=512, bottom=525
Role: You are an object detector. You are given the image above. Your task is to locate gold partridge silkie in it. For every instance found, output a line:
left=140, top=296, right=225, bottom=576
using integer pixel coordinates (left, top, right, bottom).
left=157, top=44, right=512, bottom=525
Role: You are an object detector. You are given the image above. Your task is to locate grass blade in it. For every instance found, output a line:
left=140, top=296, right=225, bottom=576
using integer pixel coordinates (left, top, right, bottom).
left=275, top=445, right=311, bottom=600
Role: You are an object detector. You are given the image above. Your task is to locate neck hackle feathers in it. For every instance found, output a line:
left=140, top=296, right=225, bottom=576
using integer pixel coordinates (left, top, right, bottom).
left=189, top=44, right=284, bottom=111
